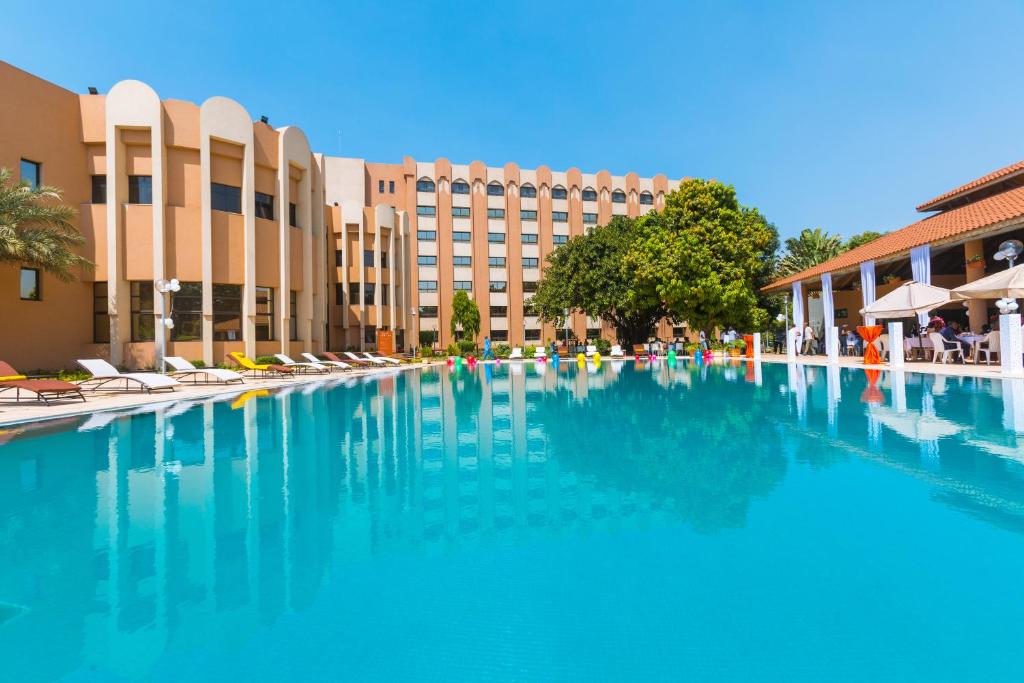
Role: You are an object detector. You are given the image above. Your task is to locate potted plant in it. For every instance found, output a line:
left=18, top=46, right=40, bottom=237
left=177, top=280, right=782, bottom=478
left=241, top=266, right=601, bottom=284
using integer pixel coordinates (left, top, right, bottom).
left=966, top=254, right=985, bottom=270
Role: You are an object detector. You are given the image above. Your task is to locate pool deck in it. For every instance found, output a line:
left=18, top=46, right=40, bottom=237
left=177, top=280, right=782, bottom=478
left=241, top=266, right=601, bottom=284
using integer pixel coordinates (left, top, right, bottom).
left=0, top=354, right=1015, bottom=428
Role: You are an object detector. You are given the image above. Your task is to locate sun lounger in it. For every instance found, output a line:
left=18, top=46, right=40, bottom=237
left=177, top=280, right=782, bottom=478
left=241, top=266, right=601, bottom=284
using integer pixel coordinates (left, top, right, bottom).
left=632, top=344, right=646, bottom=356
left=367, top=352, right=402, bottom=365
left=347, top=351, right=386, bottom=365
left=509, top=347, right=523, bottom=360
left=586, top=345, right=599, bottom=357
left=0, top=360, right=86, bottom=404
left=227, top=352, right=294, bottom=378
left=610, top=345, right=624, bottom=358
left=163, top=356, right=244, bottom=384
left=534, top=347, right=548, bottom=359
left=77, top=358, right=180, bottom=393
left=275, top=353, right=329, bottom=374
left=302, top=352, right=352, bottom=371
left=324, top=351, right=372, bottom=367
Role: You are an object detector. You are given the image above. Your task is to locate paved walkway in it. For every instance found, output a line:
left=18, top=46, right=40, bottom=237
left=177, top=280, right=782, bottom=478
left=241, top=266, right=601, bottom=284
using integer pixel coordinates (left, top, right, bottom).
left=758, top=352, right=1009, bottom=379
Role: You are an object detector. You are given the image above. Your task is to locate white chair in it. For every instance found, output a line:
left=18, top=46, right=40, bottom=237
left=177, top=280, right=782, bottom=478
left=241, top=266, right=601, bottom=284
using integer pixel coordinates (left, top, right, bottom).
left=274, top=353, right=329, bottom=373
left=302, top=352, right=351, bottom=371
left=534, top=347, right=548, bottom=359
left=509, top=347, right=523, bottom=360
left=610, top=345, right=624, bottom=358
left=363, top=352, right=401, bottom=365
left=77, top=359, right=180, bottom=393
left=586, top=344, right=598, bottom=356
left=346, top=351, right=386, bottom=365
left=164, top=356, right=244, bottom=384
left=875, top=334, right=890, bottom=361
left=975, top=332, right=1000, bottom=365
left=928, top=332, right=963, bottom=364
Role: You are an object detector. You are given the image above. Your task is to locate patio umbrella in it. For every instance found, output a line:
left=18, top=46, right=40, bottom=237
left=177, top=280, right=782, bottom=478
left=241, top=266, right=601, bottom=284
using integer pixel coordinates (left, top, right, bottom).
left=950, top=263, right=1024, bottom=300
left=858, top=280, right=951, bottom=318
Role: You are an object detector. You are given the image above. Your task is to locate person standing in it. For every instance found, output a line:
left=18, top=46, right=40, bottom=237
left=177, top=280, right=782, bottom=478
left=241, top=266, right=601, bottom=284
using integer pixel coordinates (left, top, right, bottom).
left=482, top=335, right=494, bottom=360
left=802, top=323, right=816, bottom=355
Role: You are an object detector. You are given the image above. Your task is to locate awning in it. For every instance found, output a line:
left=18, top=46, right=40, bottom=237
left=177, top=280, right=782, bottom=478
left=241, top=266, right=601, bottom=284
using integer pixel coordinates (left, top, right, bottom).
left=950, top=263, right=1024, bottom=300
left=858, top=280, right=951, bottom=319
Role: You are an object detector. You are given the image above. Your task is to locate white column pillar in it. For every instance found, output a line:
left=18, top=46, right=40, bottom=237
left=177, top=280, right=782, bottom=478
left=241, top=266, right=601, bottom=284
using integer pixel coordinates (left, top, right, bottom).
left=792, top=280, right=805, bottom=330
left=786, top=327, right=798, bottom=361
left=888, top=321, right=904, bottom=368
left=827, top=326, right=839, bottom=365
left=753, top=332, right=762, bottom=360
left=821, top=272, right=835, bottom=356
left=1000, top=313, right=1023, bottom=376
left=891, top=369, right=907, bottom=413
left=860, top=260, right=877, bottom=325
left=1002, top=378, right=1024, bottom=432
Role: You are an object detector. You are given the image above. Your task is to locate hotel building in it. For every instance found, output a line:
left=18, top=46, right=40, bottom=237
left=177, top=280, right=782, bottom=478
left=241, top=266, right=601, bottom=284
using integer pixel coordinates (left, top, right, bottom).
left=0, top=61, right=681, bottom=371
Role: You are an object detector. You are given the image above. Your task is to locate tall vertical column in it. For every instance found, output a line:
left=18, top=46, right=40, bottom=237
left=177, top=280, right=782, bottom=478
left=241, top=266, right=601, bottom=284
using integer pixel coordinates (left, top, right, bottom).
left=964, top=239, right=987, bottom=332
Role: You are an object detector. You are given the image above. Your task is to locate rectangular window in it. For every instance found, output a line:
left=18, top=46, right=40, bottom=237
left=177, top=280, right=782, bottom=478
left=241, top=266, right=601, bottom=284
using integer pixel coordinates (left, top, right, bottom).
left=349, top=283, right=360, bottom=301
left=522, top=257, right=539, bottom=268
left=130, top=281, right=154, bottom=342
left=488, top=257, right=506, bottom=267
left=525, top=329, right=541, bottom=341
left=364, top=325, right=377, bottom=344
left=416, top=205, right=437, bottom=216
left=364, top=250, right=375, bottom=267
left=453, top=231, right=471, bottom=242
left=169, top=282, right=202, bottom=341
left=489, top=306, right=507, bottom=317
left=521, top=233, right=538, bottom=244
left=335, top=249, right=344, bottom=267
left=490, top=330, right=508, bottom=342
left=452, top=181, right=470, bottom=194
left=489, top=281, right=507, bottom=293
left=334, top=283, right=344, bottom=306
left=521, top=185, right=537, bottom=198
left=523, top=299, right=536, bottom=316
left=381, top=252, right=389, bottom=269
left=381, top=284, right=389, bottom=306
left=487, top=208, right=505, bottom=219
left=454, top=281, right=472, bottom=291
left=522, top=281, right=539, bottom=293
left=487, top=183, right=504, bottom=196
left=583, top=212, right=598, bottom=224
left=91, top=175, right=106, bottom=204
left=520, top=209, right=537, bottom=221
left=211, top=182, right=242, bottom=213
left=452, top=206, right=470, bottom=218
left=378, top=180, right=385, bottom=193
left=389, top=180, right=395, bottom=193
left=93, top=282, right=109, bottom=343
left=19, top=159, right=41, bottom=190
left=553, top=235, right=568, bottom=245
left=552, top=187, right=568, bottom=200
left=19, top=268, right=40, bottom=301
left=640, top=194, right=655, bottom=206
left=673, top=326, right=686, bottom=337
left=586, top=328, right=602, bottom=340
left=213, top=284, right=242, bottom=341
left=418, top=280, right=437, bottom=292
left=363, top=283, right=376, bottom=305
left=417, top=230, right=436, bottom=241
left=582, top=189, right=598, bottom=201
left=552, top=211, right=568, bottom=222
left=256, top=286, right=275, bottom=341
left=289, top=202, right=298, bottom=227
left=289, top=290, right=298, bottom=341
left=255, top=192, right=275, bottom=219
left=419, top=305, right=438, bottom=317
left=416, top=179, right=435, bottom=192
left=417, top=255, right=437, bottom=266
left=453, top=255, right=472, bottom=267
left=128, top=175, right=152, bottom=204
left=488, top=232, right=505, bottom=243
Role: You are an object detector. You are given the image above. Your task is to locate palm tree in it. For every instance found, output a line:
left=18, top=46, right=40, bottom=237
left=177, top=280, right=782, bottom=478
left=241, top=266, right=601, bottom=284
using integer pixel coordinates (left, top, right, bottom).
left=777, top=227, right=845, bottom=277
left=0, top=166, right=91, bottom=280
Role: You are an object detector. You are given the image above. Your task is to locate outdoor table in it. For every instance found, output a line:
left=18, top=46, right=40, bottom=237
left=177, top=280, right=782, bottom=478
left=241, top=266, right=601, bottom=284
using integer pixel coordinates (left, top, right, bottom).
left=904, top=335, right=934, bottom=360
left=857, top=325, right=883, bottom=364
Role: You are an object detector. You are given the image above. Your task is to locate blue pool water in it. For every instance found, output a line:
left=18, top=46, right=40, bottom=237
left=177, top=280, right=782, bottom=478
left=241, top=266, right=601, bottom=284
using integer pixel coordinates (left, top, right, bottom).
left=3, top=359, right=1024, bottom=681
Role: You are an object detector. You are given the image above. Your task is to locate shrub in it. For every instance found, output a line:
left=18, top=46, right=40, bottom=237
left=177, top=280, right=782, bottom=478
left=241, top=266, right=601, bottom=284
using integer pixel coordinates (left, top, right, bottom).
left=494, top=343, right=512, bottom=358
left=595, top=339, right=611, bottom=355
left=457, top=339, right=476, bottom=356
left=255, top=355, right=278, bottom=365
left=419, top=330, right=436, bottom=347
left=190, top=359, right=206, bottom=368
left=525, top=345, right=537, bottom=358
left=418, top=345, right=433, bottom=358
left=446, top=342, right=461, bottom=357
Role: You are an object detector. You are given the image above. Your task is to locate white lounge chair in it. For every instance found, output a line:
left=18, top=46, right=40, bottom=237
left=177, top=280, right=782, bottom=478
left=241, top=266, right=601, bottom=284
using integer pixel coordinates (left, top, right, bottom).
left=975, top=332, right=1000, bottom=365
left=928, top=332, right=963, bottom=364
left=302, top=352, right=352, bottom=371
left=275, top=353, right=329, bottom=373
left=364, top=352, right=401, bottom=365
left=509, top=347, right=523, bottom=360
left=164, top=356, right=244, bottom=384
left=346, top=351, right=386, bottom=365
left=586, top=344, right=599, bottom=357
left=534, top=347, right=548, bottom=359
left=610, top=345, right=624, bottom=358
left=77, top=359, right=180, bottom=393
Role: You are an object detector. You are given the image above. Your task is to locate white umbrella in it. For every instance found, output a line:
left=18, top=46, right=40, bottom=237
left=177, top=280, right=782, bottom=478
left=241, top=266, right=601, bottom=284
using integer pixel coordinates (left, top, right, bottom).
left=859, top=280, right=951, bottom=318
left=950, top=263, right=1024, bottom=300
left=868, top=406, right=962, bottom=441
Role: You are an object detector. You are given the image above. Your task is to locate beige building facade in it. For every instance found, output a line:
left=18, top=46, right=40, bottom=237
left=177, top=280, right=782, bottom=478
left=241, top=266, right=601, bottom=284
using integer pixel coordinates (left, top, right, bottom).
left=0, top=61, right=680, bottom=370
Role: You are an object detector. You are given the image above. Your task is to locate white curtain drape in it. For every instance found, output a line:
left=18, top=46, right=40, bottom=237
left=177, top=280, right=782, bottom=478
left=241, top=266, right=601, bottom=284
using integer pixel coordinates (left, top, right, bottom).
left=821, top=272, right=835, bottom=353
left=860, top=260, right=877, bottom=325
left=792, top=280, right=804, bottom=330
left=910, top=245, right=932, bottom=326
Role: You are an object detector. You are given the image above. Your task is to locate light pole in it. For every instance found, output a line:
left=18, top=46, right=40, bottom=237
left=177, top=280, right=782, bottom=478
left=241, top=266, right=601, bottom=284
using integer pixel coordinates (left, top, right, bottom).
left=409, top=307, right=417, bottom=355
left=155, top=277, right=181, bottom=372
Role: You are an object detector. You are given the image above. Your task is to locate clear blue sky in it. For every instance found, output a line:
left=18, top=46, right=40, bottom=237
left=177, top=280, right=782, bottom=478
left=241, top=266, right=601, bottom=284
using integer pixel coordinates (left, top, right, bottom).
left=4, top=0, right=1023, bottom=240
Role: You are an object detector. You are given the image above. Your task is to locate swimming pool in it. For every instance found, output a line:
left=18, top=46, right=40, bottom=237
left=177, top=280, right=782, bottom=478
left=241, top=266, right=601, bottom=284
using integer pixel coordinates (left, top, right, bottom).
left=2, top=360, right=1024, bottom=681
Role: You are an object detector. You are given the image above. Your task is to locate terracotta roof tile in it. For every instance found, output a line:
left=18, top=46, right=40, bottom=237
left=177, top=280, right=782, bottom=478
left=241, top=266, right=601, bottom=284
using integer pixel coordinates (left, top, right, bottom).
left=916, top=159, right=1024, bottom=212
left=766, top=184, right=1024, bottom=291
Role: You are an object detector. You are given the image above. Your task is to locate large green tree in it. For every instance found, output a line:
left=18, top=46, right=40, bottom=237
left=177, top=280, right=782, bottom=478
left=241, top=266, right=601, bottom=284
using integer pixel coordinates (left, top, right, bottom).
left=450, top=290, right=481, bottom=340
left=628, top=179, right=779, bottom=334
left=531, top=215, right=670, bottom=344
left=776, top=227, right=845, bottom=277
left=0, top=167, right=90, bottom=280
left=844, top=229, right=885, bottom=251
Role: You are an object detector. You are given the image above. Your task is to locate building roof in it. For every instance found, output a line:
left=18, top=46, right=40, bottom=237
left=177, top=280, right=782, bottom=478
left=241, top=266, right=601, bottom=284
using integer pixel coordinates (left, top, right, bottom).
left=916, top=159, right=1024, bottom=212
left=765, top=183, right=1024, bottom=291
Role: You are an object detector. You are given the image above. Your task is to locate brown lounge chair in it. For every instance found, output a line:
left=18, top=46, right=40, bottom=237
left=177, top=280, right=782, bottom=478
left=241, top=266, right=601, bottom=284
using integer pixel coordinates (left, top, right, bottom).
left=0, top=361, right=86, bottom=405
left=324, top=351, right=372, bottom=367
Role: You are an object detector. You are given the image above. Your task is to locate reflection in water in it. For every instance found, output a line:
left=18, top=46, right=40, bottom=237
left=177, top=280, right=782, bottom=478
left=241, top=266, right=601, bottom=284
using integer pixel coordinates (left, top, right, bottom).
left=2, top=361, right=1024, bottom=680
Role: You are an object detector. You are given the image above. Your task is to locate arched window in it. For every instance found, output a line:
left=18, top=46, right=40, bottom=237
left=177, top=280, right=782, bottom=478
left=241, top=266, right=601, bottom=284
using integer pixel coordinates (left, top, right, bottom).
left=452, top=179, right=470, bottom=195
left=639, top=191, right=654, bottom=205
left=487, top=181, right=504, bottom=196
left=582, top=187, right=597, bottom=201
left=416, top=177, right=436, bottom=192
left=520, top=183, right=537, bottom=198
left=552, top=185, right=568, bottom=200
left=611, top=190, right=626, bottom=204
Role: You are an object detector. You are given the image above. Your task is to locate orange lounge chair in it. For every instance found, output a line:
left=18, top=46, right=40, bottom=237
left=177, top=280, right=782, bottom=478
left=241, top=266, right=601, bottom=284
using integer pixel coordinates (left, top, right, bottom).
left=0, top=361, right=86, bottom=405
left=227, top=352, right=294, bottom=378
